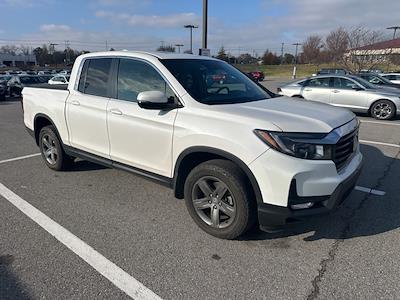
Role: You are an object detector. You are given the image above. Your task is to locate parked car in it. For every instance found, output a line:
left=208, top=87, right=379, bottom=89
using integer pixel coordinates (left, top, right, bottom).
left=379, top=73, right=400, bottom=84
left=356, top=73, right=400, bottom=89
left=247, top=71, right=265, bottom=82
left=0, top=75, right=12, bottom=100
left=38, top=75, right=54, bottom=83
left=360, top=69, right=383, bottom=74
left=317, top=68, right=350, bottom=75
left=0, top=80, right=8, bottom=101
left=278, top=75, right=400, bottom=120
left=8, top=75, right=41, bottom=97
left=48, top=75, right=70, bottom=85
left=23, top=51, right=362, bottom=239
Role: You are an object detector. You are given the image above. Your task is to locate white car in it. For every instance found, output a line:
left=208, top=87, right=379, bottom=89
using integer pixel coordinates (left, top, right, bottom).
left=22, top=51, right=362, bottom=239
left=380, top=73, right=400, bottom=84
left=278, top=75, right=400, bottom=120
left=48, top=75, right=70, bottom=85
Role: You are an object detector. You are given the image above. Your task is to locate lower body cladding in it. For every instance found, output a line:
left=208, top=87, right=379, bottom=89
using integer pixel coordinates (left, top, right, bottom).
left=249, top=148, right=363, bottom=231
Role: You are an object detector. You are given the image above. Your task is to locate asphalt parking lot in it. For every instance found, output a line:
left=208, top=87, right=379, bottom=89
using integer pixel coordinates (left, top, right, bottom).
left=1, top=83, right=400, bottom=299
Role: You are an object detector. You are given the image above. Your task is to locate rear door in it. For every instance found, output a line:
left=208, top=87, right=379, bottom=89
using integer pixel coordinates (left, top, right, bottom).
left=66, top=58, right=113, bottom=158
left=330, top=77, right=368, bottom=111
left=107, top=58, right=178, bottom=177
left=301, top=77, right=332, bottom=103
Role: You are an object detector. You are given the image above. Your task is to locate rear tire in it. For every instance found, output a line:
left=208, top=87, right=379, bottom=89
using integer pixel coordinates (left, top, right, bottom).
left=370, top=100, right=395, bottom=120
left=39, top=125, right=73, bottom=171
left=184, top=159, right=256, bottom=239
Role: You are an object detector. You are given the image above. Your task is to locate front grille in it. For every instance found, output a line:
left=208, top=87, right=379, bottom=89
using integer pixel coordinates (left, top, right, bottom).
left=333, top=129, right=358, bottom=171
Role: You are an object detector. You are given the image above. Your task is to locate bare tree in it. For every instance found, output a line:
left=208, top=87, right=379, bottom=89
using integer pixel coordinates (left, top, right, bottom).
left=343, top=26, right=385, bottom=72
left=325, top=27, right=349, bottom=64
left=302, top=35, right=324, bottom=64
left=156, top=45, right=175, bottom=52
left=0, top=45, right=19, bottom=55
left=19, top=45, right=31, bottom=55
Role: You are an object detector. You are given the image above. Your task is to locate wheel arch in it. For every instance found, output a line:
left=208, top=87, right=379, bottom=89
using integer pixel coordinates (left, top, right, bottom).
left=33, top=113, right=62, bottom=146
left=173, top=146, right=263, bottom=204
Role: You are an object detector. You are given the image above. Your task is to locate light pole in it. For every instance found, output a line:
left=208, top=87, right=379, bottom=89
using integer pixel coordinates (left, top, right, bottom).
left=175, top=44, right=184, bottom=53
left=202, top=0, right=208, bottom=50
left=184, top=24, right=198, bottom=54
left=387, top=26, right=400, bottom=40
left=292, top=43, right=302, bottom=79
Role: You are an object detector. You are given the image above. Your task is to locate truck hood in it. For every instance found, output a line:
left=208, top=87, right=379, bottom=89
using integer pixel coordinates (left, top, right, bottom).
left=212, top=96, right=355, bottom=133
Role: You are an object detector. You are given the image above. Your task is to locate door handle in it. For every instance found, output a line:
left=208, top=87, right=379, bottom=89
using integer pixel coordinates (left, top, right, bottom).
left=71, top=100, right=80, bottom=105
left=109, top=108, right=123, bottom=115
left=332, top=90, right=340, bottom=93
left=304, top=88, right=312, bottom=91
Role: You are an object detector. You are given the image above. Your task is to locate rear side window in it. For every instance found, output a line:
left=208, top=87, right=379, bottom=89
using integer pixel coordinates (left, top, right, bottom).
left=78, top=58, right=112, bottom=97
left=117, top=58, right=172, bottom=102
left=306, top=77, right=330, bottom=88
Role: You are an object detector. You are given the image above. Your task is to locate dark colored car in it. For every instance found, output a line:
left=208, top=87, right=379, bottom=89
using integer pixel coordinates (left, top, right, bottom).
left=8, top=75, right=41, bottom=97
left=0, top=75, right=12, bottom=101
left=247, top=71, right=265, bottom=81
left=356, top=73, right=400, bottom=89
left=317, top=68, right=350, bottom=75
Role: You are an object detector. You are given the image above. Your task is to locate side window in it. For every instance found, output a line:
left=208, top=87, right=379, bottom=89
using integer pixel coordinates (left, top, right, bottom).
left=333, top=78, right=357, bottom=89
left=78, top=58, right=112, bottom=97
left=117, top=58, right=174, bottom=102
left=307, top=77, right=330, bottom=88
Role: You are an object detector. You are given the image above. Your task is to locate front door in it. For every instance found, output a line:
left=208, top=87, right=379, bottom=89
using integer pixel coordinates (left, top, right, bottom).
left=107, top=58, right=178, bottom=177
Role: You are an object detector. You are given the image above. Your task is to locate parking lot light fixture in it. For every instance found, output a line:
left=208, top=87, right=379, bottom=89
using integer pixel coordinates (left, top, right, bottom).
left=292, top=43, right=302, bottom=79
left=184, top=24, right=198, bottom=54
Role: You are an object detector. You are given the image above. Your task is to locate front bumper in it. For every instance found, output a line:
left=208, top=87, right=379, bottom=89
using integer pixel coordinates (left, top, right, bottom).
left=257, top=156, right=362, bottom=231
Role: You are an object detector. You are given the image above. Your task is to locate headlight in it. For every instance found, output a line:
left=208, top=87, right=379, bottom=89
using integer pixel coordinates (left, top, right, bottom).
left=254, top=129, right=333, bottom=160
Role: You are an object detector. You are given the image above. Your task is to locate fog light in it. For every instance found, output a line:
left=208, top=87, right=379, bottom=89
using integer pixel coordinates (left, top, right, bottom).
left=290, top=202, right=314, bottom=210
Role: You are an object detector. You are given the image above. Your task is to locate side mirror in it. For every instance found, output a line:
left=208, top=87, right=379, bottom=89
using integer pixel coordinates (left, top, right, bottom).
left=137, top=90, right=173, bottom=110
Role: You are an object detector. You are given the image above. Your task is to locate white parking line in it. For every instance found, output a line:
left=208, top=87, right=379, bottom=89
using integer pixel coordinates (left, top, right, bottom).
left=360, top=120, right=400, bottom=126
left=0, top=153, right=41, bottom=164
left=355, top=185, right=386, bottom=196
left=0, top=182, right=162, bottom=300
left=360, top=140, right=400, bottom=148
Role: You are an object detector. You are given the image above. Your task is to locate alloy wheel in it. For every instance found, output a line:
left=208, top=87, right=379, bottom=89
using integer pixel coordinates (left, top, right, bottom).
left=191, top=176, right=236, bottom=229
left=373, top=103, right=392, bottom=119
left=41, top=134, right=58, bottom=165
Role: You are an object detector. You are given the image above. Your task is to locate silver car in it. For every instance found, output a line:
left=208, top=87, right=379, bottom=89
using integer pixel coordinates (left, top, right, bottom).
left=278, top=75, right=400, bottom=120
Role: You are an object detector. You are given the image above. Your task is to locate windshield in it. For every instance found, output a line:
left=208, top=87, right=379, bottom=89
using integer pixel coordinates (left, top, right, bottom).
left=161, top=59, right=271, bottom=104
left=373, top=75, right=392, bottom=84
left=349, top=75, right=376, bottom=89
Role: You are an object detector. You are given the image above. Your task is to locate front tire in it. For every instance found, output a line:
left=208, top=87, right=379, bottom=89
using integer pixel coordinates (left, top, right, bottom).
left=371, top=100, right=395, bottom=120
left=184, top=159, right=256, bottom=239
left=39, top=125, right=73, bottom=171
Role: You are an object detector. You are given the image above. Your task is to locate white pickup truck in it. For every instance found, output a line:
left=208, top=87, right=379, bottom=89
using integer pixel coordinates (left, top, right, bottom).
left=23, top=51, right=363, bottom=239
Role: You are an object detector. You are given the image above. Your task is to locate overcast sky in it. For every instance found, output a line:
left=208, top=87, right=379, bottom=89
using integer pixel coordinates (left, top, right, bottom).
left=1, top=0, right=399, bottom=55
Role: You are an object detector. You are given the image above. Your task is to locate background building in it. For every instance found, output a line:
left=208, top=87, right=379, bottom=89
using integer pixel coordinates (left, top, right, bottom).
left=0, top=54, right=37, bottom=67
left=348, top=38, right=400, bottom=62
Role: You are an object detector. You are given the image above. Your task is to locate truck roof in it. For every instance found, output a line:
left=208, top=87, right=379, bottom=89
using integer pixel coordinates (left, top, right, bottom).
left=78, top=50, right=216, bottom=61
